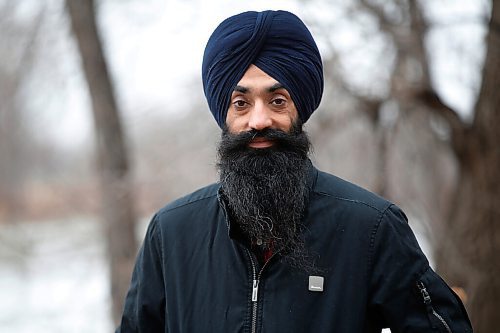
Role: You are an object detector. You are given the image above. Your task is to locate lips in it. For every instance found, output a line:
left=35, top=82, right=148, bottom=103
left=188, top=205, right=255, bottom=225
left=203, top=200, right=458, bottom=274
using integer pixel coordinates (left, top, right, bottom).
left=249, top=137, right=274, bottom=148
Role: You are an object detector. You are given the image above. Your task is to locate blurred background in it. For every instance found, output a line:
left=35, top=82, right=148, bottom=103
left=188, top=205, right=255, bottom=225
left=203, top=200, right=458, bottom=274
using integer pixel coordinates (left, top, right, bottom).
left=0, top=0, right=498, bottom=332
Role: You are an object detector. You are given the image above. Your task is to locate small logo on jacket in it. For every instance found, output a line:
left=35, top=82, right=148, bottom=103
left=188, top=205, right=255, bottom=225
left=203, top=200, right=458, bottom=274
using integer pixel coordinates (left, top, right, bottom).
left=308, top=276, right=324, bottom=292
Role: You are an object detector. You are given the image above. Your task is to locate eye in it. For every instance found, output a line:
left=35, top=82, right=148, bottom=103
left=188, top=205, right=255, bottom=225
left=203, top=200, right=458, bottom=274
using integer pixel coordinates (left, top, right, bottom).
left=232, top=98, right=249, bottom=110
left=271, top=98, right=287, bottom=106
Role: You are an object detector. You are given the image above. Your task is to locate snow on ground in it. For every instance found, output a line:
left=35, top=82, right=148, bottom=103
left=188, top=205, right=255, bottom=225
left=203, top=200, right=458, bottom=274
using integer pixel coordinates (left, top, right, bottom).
left=0, top=217, right=113, bottom=333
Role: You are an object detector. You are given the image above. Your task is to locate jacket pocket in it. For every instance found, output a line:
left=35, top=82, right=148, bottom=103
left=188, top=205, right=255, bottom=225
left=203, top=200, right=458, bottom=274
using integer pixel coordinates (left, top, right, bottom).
left=416, top=280, right=452, bottom=333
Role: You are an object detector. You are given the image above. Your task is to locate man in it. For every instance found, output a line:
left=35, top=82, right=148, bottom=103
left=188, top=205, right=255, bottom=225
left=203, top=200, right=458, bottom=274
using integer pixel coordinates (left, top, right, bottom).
left=117, top=10, right=472, bottom=332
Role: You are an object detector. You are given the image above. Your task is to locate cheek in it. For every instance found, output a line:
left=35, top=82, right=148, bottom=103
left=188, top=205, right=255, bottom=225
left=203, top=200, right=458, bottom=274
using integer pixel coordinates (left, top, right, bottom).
left=225, top=112, right=245, bottom=133
left=276, top=112, right=297, bottom=130
left=283, top=118, right=295, bottom=131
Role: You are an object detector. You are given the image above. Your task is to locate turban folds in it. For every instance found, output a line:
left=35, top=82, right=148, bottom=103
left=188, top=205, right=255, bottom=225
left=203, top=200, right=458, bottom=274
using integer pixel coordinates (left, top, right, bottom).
left=202, top=10, right=324, bottom=128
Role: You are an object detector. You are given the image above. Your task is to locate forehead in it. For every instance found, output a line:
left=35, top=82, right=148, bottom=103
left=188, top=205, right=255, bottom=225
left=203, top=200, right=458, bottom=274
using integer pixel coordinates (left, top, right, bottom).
left=236, top=64, right=280, bottom=87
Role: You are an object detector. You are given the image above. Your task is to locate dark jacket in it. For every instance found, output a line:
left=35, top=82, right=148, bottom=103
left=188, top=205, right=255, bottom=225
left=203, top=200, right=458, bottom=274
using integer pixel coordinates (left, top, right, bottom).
left=117, top=164, right=472, bottom=332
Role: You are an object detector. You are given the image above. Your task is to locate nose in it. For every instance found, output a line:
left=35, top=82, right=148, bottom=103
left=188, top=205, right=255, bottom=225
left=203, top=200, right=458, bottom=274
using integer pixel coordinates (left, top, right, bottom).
left=248, top=101, right=272, bottom=131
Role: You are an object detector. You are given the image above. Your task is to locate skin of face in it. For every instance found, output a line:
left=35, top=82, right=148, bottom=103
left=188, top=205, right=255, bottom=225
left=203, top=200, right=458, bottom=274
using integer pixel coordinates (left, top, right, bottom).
left=226, top=64, right=299, bottom=148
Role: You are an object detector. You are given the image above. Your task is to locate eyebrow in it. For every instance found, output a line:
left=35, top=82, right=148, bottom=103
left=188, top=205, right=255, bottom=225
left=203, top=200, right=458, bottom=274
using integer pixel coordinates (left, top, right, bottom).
left=233, top=82, right=285, bottom=94
left=268, top=82, right=284, bottom=92
left=233, top=85, right=249, bottom=93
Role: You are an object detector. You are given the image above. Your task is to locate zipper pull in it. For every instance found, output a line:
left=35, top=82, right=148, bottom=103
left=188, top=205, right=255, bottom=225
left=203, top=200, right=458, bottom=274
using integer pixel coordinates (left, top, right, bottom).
left=252, top=279, right=259, bottom=302
left=416, top=281, right=453, bottom=333
left=417, top=281, right=432, bottom=305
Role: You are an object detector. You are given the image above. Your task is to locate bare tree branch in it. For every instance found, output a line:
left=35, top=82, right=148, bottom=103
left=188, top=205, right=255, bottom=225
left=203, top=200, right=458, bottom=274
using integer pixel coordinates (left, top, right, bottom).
left=0, top=4, right=45, bottom=103
left=415, top=89, right=470, bottom=159
left=408, top=0, right=432, bottom=88
left=358, top=0, right=398, bottom=38
left=473, top=0, right=500, bottom=150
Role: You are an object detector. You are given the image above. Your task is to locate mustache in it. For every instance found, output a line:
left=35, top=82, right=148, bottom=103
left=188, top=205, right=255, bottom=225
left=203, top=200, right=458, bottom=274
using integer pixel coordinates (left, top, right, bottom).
left=218, top=124, right=310, bottom=158
left=229, top=127, right=293, bottom=142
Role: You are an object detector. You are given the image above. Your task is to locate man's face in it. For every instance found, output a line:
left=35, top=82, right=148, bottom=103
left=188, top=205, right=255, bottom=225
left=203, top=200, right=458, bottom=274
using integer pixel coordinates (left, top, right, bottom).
left=226, top=65, right=298, bottom=148
left=218, top=68, right=313, bottom=271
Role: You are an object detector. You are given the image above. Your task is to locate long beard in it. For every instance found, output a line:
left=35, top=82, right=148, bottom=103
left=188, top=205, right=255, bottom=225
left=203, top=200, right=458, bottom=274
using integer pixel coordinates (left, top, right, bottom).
left=217, top=123, right=314, bottom=271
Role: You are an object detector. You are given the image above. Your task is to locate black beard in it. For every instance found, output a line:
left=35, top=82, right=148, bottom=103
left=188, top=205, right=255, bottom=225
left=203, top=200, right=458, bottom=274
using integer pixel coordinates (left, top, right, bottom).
left=217, top=123, right=315, bottom=272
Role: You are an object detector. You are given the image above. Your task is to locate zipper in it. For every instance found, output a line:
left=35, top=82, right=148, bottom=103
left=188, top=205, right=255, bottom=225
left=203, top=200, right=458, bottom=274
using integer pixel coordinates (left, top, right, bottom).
left=416, top=281, right=452, bottom=333
left=246, top=249, right=279, bottom=333
left=247, top=251, right=258, bottom=333
left=218, top=193, right=277, bottom=333
left=218, top=195, right=260, bottom=333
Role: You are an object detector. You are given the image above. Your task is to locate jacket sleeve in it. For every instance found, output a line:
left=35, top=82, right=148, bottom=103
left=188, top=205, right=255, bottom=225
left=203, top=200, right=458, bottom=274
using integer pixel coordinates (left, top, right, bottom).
left=368, top=205, right=472, bottom=332
left=116, top=214, right=166, bottom=333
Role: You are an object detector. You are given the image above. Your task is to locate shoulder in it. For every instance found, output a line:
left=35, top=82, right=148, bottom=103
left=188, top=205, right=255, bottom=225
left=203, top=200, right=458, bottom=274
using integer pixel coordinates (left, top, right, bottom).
left=142, top=183, right=222, bottom=251
left=154, top=182, right=221, bottom=223
left=309, top=167, right=419, bottom=261
left=311, top=167, right=393, bottom=214
left=310, top=167, right=418, bottom=255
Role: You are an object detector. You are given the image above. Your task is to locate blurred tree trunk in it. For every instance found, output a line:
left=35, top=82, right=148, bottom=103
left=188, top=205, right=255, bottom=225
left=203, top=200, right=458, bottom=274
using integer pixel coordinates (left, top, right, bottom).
left=389, top=0, right=500, bottom=330
left=65, top=0, right=137, bottom=324
left=322, top=1, right=500, bottom=330
left=430, top=1, right=500, bottom=331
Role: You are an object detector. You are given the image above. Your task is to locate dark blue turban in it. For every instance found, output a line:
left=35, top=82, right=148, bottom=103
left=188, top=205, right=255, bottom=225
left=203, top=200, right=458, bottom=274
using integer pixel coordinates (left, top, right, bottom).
left=202, top=10, right=324, bottom=128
